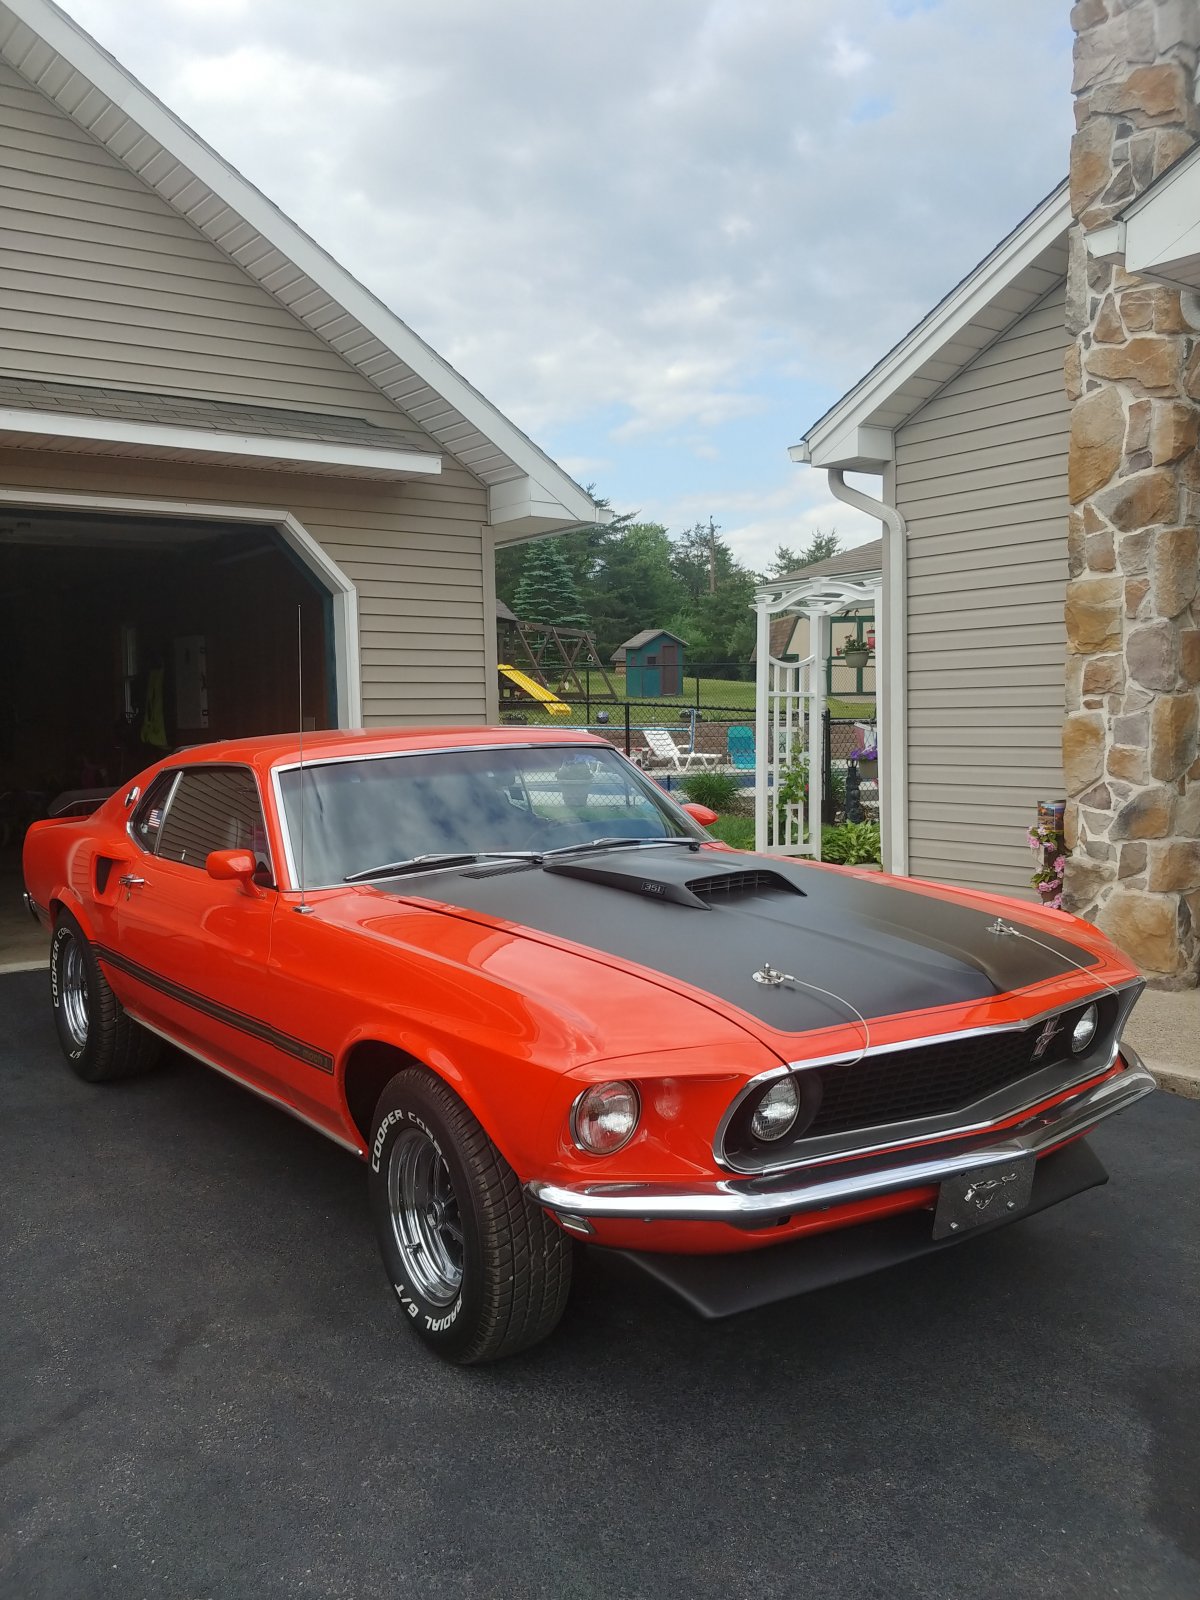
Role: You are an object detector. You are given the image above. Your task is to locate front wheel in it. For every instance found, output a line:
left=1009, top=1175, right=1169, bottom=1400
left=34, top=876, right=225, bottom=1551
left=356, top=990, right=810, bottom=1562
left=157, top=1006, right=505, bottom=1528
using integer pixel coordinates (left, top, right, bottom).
left=368, top=1069, right=572, bottom=1364
left=50, top=911, right=161, bottom=1082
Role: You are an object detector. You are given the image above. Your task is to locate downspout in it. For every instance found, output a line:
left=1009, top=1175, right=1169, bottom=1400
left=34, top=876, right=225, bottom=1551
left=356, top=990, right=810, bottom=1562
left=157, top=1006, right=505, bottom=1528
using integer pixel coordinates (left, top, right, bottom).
left=826, top=469, right=909, bottom=876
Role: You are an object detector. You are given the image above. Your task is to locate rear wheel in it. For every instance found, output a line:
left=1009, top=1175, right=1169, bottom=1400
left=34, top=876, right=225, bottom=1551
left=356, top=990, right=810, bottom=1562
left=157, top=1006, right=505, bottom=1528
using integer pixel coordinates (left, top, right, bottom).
left=368, top=1068, right=572, bottom=1364
left=50, top=911, right=162, bottom=1083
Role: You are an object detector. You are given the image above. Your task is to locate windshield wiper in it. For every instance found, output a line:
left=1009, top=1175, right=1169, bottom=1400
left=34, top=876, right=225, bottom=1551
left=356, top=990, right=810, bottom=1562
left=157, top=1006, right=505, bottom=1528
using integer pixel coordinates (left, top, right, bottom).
left=346, top=837, right=699, bottom=882
left=344, top=850, right=537, bottom=883
left=539, top=836, right=701, bottom=860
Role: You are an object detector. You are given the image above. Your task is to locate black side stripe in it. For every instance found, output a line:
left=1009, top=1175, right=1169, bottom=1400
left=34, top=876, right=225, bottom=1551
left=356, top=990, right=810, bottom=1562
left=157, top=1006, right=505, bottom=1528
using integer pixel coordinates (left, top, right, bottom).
left=94, top=945, right=334, bottom=1075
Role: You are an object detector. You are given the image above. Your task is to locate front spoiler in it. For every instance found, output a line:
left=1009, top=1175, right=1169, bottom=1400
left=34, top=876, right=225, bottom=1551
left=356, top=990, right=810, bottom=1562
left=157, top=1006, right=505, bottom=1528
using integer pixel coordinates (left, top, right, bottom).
left=528, top=1052, right=1155, bottom=1227
left=614, top=1138, right=1110, bottom=1319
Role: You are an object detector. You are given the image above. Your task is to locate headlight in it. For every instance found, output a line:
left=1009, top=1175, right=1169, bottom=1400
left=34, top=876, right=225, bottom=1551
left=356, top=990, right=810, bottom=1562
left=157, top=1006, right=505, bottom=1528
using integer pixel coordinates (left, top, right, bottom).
left=750, top=1076, right=800, bottom=1142
left=572, top=1081, right=640, bottom=1154
left=1071, top=1004, right=1098, bottom=1054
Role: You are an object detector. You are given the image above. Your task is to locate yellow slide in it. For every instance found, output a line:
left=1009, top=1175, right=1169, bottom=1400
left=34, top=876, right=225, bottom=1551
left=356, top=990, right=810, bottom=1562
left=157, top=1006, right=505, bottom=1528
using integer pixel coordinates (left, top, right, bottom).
left=498, top=663, right=572, bottom=716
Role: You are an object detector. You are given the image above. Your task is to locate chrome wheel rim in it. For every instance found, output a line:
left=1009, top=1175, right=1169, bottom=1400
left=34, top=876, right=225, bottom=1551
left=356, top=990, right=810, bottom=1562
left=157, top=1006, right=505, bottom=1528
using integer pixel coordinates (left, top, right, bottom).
left=387, top=1127, right=464, bottom=1306
left=60, top=937, right=90, bottom=1049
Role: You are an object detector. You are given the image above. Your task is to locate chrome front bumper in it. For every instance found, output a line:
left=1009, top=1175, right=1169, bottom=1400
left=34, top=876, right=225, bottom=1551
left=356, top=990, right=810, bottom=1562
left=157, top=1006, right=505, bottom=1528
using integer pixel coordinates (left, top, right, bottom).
left=528, top=1053, right=1155, bottom=1227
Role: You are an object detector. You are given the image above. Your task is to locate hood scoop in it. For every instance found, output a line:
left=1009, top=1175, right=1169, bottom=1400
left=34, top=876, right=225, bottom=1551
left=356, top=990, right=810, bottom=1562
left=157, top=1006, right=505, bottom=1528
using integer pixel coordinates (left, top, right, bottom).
left=542, top=853, right=805, bottom=909
left=685, top=868, right=803, bottom=902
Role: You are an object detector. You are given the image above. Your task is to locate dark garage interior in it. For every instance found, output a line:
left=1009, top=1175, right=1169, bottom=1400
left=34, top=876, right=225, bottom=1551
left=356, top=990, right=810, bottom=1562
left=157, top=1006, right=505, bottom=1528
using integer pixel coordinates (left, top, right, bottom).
left=0, top=507, right=334, bottom=826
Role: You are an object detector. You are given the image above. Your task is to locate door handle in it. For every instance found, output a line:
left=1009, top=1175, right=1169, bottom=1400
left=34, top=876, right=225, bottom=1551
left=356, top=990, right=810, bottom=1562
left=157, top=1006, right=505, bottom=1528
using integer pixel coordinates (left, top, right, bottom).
left=118, top=874, right=146, bottom=899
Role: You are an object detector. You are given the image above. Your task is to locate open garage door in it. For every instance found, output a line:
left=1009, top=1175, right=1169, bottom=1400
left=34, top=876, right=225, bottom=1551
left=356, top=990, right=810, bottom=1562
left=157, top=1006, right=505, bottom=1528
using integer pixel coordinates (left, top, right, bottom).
left=0, top=506, right=339, bottom=816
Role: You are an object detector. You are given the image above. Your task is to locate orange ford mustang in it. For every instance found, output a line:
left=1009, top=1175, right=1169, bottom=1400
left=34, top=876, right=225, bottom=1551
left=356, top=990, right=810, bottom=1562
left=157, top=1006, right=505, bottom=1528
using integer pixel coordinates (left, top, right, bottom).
left=22, top=727, right=1153, bottom=1363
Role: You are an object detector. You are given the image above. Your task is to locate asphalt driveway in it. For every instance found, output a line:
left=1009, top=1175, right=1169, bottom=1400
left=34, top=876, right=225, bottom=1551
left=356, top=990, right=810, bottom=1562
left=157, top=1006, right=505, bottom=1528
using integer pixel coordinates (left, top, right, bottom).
left=1, top=969, right=1197, bottom=1600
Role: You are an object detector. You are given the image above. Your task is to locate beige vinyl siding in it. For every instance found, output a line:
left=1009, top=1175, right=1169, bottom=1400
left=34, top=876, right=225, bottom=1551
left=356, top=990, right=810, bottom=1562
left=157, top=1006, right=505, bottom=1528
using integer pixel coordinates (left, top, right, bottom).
left=0, top=61, right=409, bottom=426
left=895, top=286, right=1069, bottom=896
left=0, top=448, right=489, bottom=726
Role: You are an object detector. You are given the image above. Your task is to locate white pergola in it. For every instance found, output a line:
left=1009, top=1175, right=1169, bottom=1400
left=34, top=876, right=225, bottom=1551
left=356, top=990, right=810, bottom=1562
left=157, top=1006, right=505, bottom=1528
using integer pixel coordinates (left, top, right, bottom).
left=753, top=574, right=883, bottom=856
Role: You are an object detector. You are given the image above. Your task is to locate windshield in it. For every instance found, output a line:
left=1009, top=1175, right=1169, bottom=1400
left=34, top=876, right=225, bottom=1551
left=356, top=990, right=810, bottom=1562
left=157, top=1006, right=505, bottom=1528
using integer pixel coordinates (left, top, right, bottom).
left=277, top=744, right=704, bottom=888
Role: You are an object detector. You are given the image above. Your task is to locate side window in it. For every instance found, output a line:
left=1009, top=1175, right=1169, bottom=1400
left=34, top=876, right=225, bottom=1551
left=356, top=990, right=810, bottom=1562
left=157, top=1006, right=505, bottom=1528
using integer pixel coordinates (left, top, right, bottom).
left=157, top=768, right=270, bottom=873
left=130, top=772, right=178, bottom=854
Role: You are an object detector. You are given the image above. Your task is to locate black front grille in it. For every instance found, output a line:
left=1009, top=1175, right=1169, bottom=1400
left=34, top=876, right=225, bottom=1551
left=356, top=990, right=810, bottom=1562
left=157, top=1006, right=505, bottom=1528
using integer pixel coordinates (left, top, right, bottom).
left=723, top=998, right=1118, bottom=1169
left=806, top=1026, right=1058, bottom=1138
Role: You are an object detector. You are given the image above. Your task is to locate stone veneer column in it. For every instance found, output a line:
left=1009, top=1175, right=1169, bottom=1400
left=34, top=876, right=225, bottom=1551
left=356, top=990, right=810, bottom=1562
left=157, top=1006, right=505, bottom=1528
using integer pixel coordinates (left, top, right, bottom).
left=1064, top=0, right=1200, bottom=986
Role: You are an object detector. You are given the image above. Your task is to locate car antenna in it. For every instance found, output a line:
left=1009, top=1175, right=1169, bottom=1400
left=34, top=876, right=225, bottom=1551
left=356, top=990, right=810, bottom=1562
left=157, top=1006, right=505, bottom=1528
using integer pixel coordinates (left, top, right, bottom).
left=295, top=604, right=314, bottom=915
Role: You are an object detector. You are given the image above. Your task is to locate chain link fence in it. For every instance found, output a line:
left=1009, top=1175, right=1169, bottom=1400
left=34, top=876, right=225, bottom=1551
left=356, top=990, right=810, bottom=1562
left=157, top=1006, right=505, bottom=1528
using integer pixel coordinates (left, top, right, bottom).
left=498, top=674, right=878, bottom=826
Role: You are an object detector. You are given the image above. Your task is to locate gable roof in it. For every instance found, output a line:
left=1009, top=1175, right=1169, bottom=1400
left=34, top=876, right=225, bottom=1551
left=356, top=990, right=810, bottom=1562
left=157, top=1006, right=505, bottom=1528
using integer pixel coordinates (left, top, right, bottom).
left=611, top=629, right=689, bottom=661
left=615, top=628, right=688, bottom=654
left=775, top=538, right=883, bottom=586
left=749, top=614, right=802, bottom=663
left=0, top=0, right=601, bottom=538
left=792, top=183, right=1071, bottom=474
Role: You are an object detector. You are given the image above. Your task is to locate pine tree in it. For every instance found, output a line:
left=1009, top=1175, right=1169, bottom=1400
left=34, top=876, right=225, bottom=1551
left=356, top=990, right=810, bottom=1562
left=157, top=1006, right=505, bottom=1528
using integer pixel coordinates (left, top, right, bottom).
left=512, top=539, right=589, bottom=630
left=794, top=528, right=840, bottom=567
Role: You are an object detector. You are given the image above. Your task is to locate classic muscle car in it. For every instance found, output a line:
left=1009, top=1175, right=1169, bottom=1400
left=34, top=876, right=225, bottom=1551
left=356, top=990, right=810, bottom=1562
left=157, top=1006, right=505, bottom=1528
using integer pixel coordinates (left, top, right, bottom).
left=22, top=728, right=1154, bottom=1363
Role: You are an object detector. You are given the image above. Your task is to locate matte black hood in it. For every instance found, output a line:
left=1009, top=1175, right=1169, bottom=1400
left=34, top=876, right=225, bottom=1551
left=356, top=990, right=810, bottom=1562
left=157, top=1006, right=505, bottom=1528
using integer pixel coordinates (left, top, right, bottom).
left=391, top=848, right=1095, bottom=1036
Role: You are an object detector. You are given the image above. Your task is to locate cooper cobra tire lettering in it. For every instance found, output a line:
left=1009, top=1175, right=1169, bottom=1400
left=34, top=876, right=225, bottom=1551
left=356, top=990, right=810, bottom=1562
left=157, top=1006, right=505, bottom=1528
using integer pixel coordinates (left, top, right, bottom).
left=367, top=1068, right=572, bottom=1364
left=371, top=1108, right=442, bottom=1173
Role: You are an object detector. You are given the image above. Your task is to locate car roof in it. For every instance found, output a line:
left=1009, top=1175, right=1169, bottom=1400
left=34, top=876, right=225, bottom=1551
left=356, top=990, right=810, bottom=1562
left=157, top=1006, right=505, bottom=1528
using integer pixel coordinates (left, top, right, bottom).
left=164, top=725, right=609, bottom=775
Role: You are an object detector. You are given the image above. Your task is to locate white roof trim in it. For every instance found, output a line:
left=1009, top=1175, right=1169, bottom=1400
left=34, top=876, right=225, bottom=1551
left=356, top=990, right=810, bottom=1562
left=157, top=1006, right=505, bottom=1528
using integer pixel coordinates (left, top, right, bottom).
left=0, top=405, right=443, bottom=478
left=1088, top=144, right=1200, bottom=292
left=0, top=0, right=600, bottom=533
left=794, top=183, right=1071, bottom=473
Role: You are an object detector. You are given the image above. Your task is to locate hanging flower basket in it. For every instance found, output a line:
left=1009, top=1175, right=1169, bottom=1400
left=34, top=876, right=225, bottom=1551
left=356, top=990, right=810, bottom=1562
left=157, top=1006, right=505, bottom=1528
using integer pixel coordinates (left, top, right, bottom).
left=841, top=647, right=870, bottom=670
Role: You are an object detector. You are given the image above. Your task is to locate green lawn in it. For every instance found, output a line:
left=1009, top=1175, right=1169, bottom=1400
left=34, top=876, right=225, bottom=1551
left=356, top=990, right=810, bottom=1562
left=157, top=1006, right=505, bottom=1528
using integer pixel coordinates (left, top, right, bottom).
left=705, top=814, right=756, bottom=849
left=546, top=670, right=873, bottom=725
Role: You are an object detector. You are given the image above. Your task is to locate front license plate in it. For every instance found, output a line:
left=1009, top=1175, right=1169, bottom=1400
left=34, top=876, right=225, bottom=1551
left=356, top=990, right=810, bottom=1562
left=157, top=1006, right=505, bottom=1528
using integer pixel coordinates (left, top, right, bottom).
left=933, top=1156, right=1035, bottom=1240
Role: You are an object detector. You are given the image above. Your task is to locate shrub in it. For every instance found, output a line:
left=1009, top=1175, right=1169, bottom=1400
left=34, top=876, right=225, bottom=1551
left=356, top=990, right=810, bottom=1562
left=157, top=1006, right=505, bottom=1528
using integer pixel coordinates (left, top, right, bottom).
left=681, top=770, right=741, bottom=811
left=821, top=821, right=881, bottom=865
left=775, top=753, right=845, bottom=832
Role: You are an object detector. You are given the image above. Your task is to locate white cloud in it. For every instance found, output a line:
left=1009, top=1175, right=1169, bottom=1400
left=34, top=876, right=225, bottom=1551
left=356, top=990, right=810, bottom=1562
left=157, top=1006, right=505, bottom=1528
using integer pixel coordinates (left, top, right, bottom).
left=645, top=474, right=880, bottom=573
left=829, top=31, right=872, bottom=78
left=59, top=0, right=1072, bottom=531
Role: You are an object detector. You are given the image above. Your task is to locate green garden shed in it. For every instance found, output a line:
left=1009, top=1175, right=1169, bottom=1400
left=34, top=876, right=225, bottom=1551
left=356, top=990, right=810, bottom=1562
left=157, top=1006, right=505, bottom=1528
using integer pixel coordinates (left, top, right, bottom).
left=612, top=630, right=688, bottom=697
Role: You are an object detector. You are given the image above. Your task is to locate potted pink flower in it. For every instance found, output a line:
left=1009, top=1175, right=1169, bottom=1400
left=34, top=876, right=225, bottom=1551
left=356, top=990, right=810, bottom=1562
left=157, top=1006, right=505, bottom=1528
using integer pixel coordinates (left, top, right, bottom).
left=1027, top=821, right=1065, bottom=909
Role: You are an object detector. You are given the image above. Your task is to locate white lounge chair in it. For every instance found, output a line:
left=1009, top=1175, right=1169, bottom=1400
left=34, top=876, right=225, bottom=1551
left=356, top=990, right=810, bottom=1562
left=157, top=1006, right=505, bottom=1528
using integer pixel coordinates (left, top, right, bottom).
left=642, top=728, right=720, bottom=772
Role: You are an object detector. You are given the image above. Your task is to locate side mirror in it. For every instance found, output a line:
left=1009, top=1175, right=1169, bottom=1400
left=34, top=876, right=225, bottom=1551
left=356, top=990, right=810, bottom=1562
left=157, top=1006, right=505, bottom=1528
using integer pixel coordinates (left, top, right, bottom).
left=681, top=802, right=718, bottom=826
left=206, top=849, right=261, bottom=893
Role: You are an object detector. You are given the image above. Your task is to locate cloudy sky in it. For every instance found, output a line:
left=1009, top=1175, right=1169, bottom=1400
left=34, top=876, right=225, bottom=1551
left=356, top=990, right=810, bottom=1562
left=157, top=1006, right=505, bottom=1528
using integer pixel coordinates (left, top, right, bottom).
left=67, top=0, right=1074, bottom=567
